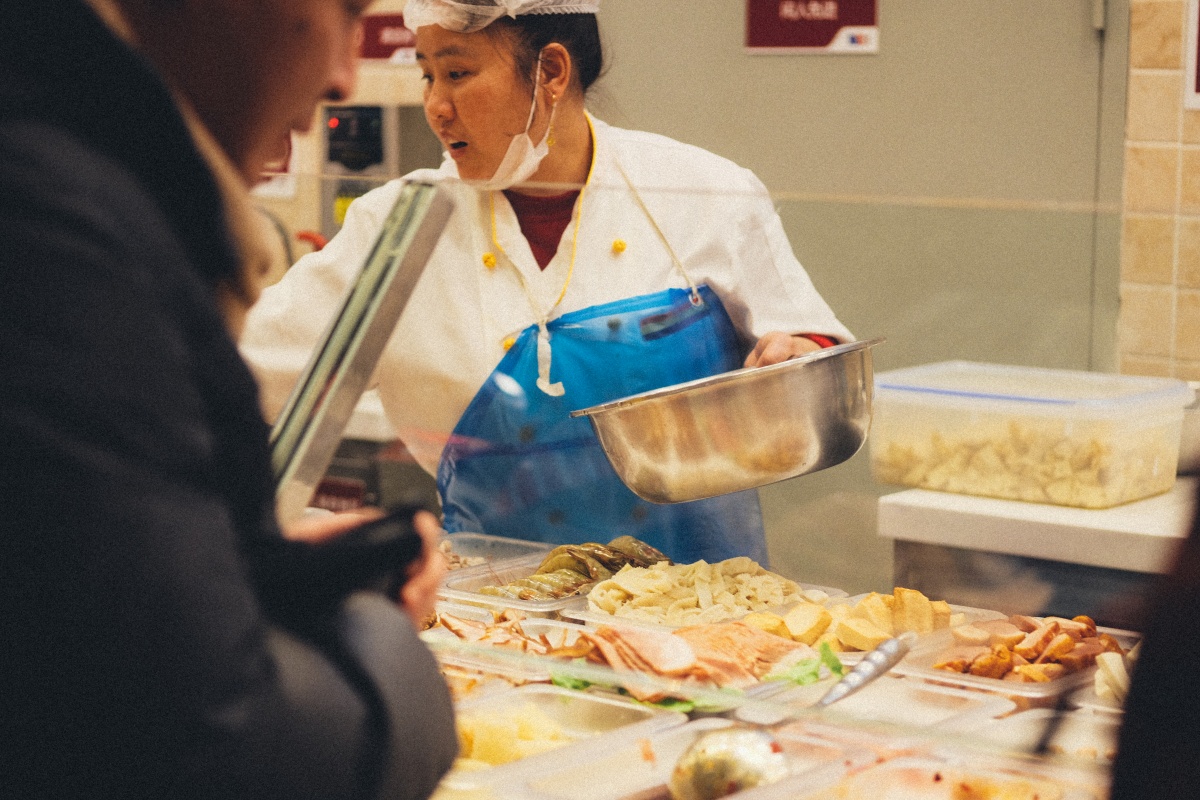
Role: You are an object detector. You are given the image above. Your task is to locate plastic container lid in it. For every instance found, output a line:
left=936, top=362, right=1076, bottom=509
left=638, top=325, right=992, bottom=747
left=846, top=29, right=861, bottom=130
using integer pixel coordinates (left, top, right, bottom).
left=438, top=554, right=591, bottom=617
left=442, top=684, right=687, bottom=793
left=442, top=531, right=555, bottom=573
left=893, top=626, right=1141, bottom=701
left=738, top=674, right=1016, bottom=731
left=966, top=708, right=1120, bottom=764
left=763, top=753, right=1108, bottom=800
left=562, top=582, right=849, bottom=630
left=875, top=361, right=1192, bottom=416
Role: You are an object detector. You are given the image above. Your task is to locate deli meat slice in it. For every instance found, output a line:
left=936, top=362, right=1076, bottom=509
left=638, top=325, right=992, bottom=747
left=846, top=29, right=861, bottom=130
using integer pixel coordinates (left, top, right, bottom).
left=675, top=621, right=805, bottom=681
left=585, top=625, right=698, bottom=676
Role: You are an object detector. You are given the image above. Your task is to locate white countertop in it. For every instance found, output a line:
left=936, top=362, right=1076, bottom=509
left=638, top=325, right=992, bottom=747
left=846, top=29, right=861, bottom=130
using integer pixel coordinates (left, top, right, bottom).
left=877, top=478, right=1197, bottom=574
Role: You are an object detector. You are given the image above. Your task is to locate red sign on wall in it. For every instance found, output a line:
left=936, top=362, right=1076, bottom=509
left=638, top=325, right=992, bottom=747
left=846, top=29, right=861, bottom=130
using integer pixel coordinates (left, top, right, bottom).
left=746, top=0, right=878, bottom=54
left=360, top=14, right=416, bottom=62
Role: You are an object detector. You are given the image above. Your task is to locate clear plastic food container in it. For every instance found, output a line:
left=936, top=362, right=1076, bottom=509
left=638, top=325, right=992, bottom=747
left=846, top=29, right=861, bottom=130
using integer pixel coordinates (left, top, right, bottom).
left=442, top=531, right=554, bottom=572
left=760, top=753, right=1109, bottom=800
left=422, top=601, right=591, bottom=683
left=823, top=594, right=1006, bottom=664
left=438, top=554, right=591, bottom=617
left=440, top=684, right=687, bottom=794
left=893, top=626, right=1140, bottom=703
left=870, top=361, right=1191, bottom=508
left=738, top=674, right=1016, bottom=731
left=498, top=718, right=869, bottom=800
left=966, top=708, right=1120, bottom=764
left=562, top=581, right=848, bottom=630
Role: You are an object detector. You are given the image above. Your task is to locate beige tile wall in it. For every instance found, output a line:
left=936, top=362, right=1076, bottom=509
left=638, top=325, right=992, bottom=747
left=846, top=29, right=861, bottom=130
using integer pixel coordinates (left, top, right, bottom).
left=1121, top=0, right=1200, bottom=379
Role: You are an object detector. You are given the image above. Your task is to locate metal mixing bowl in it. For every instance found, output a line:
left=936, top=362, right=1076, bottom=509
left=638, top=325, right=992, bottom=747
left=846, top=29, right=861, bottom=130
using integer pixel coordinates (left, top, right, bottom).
left=570, top=338, right=883, bottom=503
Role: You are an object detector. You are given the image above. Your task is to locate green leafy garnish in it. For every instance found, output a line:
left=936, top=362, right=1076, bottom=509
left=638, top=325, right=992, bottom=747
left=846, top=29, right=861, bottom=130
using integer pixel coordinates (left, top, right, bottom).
left=767, top=642, right=845, bottom=686
left=820, top=641, right=845, bottom=677
left=549, top=671, right=592, bottom=692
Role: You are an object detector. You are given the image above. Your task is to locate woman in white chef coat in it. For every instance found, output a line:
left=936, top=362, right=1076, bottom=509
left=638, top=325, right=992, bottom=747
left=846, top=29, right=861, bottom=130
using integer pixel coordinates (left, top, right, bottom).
left=241, top=0, right=852, bottom=565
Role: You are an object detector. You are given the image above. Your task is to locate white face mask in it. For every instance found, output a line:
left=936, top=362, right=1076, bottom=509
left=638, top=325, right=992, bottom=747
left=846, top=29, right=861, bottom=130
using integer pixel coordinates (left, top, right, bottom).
left=472, top=56, right=556, bottom=191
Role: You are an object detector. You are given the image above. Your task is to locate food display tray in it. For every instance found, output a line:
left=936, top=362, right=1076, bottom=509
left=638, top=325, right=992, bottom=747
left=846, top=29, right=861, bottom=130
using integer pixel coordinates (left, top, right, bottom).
left=869, top=361, right=1190, bottom=509
left=893, top=626, right=1141, bottom=702
left=426, top=602, right=789, bottom=702
left=827, top=595, right=1006, bottom=665
left=965, top=708, right=1120, bottom=764
left=442, top=531, right=554, bottom=573
left=562, top=581, right=849, bottom=630
left=438, top=554, right=590, bottom=617
left=499, top=718, right=870, bottom=800
left=736, top=674, right=1016, bottom=732
left=753, top=752, right=1109, bottom=800
left=423, top=602, right=590, bottom=682
left=440, top=684, right=687, bottom=794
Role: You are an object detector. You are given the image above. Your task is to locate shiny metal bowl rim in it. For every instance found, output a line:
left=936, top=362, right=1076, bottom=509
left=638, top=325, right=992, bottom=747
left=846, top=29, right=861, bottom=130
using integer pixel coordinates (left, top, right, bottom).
left=569, top=337, right=885, bottom=418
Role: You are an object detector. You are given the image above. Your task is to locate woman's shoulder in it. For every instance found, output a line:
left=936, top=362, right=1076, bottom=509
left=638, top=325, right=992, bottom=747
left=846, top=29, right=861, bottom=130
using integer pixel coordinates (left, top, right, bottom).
left=592, top=117, right=760, bottom=191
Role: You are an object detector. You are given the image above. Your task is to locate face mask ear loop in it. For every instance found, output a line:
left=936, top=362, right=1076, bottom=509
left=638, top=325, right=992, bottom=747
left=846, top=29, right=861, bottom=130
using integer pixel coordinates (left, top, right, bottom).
left=523, top=54, right=543, bottom=134
left=545, top=93, right=559, bottom=148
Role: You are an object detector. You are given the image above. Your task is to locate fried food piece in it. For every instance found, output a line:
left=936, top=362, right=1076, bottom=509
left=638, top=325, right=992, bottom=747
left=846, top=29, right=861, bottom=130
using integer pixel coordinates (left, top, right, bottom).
left=853, top=593, right=894, bottom=636
left=931, top=599, right=952, bottom=630
left=1012, top=663, right=1066, bottom=682
left=741, top=612, right=791, bottom=639
left=1035, top=632, right=1077, bottom=664
left=783, top=603, right=832, bottom=645
left=893, top=587, right=935, bottom=633
left=834, top=617, right=891, bottom=651
left=968, top=644, right=1014, bottom=679
left=1014, top=621, right=1061, bottom=660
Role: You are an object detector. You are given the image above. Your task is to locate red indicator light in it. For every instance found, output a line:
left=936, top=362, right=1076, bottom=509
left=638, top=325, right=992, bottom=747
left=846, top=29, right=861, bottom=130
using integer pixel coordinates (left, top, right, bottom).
left=328, top=117, right=340, bottom=129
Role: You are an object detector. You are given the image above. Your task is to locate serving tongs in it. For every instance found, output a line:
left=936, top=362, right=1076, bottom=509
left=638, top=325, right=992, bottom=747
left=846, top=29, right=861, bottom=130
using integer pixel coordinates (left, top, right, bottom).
left=257, top=181, right=453, bottom=612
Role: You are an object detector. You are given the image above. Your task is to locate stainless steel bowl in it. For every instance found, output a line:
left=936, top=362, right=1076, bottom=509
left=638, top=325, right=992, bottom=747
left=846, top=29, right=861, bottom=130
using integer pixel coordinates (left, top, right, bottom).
left=571, top=338, right=883, bottom=503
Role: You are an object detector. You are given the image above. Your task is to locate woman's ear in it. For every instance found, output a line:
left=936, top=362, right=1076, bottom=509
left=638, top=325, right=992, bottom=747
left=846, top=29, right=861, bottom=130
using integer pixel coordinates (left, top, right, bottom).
left=539, top=42, right=573, bottom=101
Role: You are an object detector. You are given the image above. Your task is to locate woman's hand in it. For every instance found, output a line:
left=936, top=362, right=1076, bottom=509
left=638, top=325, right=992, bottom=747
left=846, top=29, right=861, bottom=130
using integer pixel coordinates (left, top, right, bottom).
left=743, top=332, right=823, bottom=368
left=284, top=507, right=447, bottom=628
left=397, top=510, right=447, bottom=628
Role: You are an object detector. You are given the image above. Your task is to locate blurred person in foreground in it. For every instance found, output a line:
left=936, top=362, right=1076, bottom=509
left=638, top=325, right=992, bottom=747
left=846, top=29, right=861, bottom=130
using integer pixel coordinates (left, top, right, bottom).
left=0, top=2, right=456, bottom=799
left=1110, top=480, right=1200, bottom=797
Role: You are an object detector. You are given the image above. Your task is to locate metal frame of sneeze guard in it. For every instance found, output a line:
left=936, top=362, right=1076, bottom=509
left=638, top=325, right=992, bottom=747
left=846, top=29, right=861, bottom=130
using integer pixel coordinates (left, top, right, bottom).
left=271, top=181, right=453, bottom=525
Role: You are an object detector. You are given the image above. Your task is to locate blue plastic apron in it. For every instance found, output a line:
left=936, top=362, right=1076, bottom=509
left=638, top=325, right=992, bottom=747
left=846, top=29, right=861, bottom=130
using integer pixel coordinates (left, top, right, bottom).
left=435, top=285, right=768, bottom=564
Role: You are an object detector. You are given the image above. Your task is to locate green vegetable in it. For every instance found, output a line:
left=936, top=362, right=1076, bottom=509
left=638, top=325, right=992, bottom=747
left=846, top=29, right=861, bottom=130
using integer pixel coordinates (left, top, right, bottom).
left=549, top=671, right=592, bottom=692
left=820, top=641, right=845, bottom=677
left=767, top=642, right=845, bottom=686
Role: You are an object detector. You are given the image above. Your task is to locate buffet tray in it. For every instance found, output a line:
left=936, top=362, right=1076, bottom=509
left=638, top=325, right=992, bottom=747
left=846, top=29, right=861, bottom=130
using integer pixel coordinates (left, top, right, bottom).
left=753, top=752, right=1109, bottom=800
left=824, top=595, right=1006, bottom=665
left=442, top=531, right=554, bottom=573
left=562, top=582, right=848, bottom=630
left=500, top=718, right=871, bottom=800
left=425, top=601, right=795, bottom=701
left=736, top=674, right=1016, bottom=732
left=965, top=708, right=1120, bottom=764
left=438, top=554, right=590, bottom=617
left=892, top=625, right=1141, bottom=702
left=440, top=684, right=687, bottom=794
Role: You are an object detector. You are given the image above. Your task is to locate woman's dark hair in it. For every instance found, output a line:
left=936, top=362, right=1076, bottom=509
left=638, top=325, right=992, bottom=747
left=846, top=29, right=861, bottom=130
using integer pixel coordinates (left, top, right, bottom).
left=490, top=14, right=605, bottom=95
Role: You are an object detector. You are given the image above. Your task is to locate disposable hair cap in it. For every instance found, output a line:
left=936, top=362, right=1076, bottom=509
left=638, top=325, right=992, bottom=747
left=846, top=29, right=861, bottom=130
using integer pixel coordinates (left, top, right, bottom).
left=403, top=0, right=600, bottom=34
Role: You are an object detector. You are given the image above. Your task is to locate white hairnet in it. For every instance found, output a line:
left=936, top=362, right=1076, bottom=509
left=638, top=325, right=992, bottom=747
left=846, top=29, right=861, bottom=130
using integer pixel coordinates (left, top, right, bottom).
left=403, top=0, right=600, bottom=34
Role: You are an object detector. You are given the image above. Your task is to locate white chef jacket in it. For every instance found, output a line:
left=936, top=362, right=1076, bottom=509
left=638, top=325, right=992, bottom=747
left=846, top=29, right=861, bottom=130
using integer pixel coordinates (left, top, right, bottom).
left=241, top=116, right=853, bottom=475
